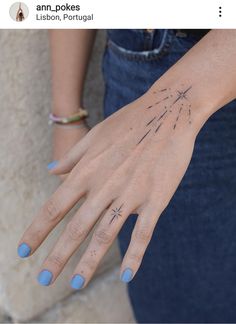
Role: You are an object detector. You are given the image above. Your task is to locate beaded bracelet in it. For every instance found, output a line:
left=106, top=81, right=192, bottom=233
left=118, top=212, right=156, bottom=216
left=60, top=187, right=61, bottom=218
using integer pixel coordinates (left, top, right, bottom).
left=48, top=108, right=88, bottom=125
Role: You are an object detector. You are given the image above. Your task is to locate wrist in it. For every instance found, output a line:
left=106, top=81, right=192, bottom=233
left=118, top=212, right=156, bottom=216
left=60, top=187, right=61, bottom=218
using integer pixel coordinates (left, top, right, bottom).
left=52, top=99, right=83, bottom=116
left=53, top=120, right=90, bottom=134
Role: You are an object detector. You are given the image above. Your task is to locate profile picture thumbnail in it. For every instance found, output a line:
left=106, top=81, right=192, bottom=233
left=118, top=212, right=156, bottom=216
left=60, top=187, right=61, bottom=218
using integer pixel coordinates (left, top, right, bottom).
left=9, top=2, right=29, bottom=22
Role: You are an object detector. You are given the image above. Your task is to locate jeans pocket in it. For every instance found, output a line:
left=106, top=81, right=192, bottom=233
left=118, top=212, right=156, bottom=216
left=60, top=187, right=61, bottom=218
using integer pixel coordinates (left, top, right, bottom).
left=106, top=30, right=174, bottom=62
left=171, top=33, right=204, bottom=55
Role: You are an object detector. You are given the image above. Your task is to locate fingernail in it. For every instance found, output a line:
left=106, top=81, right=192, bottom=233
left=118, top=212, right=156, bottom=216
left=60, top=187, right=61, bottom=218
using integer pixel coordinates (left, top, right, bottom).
left=120, top=268, right=133, bottom=283
left=70, top=274, right=85, bottom=290
left=17, top=242, right=31, bottom=258
left=47, top=160, right=58, bottom=170
left=37, top=269, right=53, bottom=286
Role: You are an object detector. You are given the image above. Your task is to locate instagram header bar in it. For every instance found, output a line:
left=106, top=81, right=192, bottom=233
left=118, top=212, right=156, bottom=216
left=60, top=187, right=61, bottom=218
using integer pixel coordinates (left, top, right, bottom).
left=2, top=0, right=236, bottom=28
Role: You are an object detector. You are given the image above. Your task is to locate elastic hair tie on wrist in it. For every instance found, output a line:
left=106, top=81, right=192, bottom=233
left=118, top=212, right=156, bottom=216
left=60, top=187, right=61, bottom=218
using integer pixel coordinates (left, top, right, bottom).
left=48, top=108, right=88, bottom=125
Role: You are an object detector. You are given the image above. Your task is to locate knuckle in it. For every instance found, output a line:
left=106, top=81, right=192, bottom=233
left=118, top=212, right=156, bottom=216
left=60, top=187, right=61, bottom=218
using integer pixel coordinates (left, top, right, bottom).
left=61, top=151, right=70, bottom=163
left=149, top=197, right=168, bottom=215
left=134, top=227, right=152, bottom=243
left=47, top=254, right=64, bottom=268
left=42, top=199, right=61, bottom=222
left=31, top=229, right=45, bottom=245
left=66, top=221, right=88, bottom=242
left=94, top=228, right=113, bottom=246
left=128, top=252, right=142, bottom=263
left=82, top=257, right=97, bottom=271
left=69, top=163, right=91, bottom=184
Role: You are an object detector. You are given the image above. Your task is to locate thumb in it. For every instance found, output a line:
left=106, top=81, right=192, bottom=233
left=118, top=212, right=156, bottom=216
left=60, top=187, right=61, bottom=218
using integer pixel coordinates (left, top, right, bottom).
left=47, top=135, right=88, bottom=175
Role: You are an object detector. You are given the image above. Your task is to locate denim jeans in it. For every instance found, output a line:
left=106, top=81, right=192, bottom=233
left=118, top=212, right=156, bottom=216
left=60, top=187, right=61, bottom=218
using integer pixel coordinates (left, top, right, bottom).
left=101, top=29, right=236, bottom=323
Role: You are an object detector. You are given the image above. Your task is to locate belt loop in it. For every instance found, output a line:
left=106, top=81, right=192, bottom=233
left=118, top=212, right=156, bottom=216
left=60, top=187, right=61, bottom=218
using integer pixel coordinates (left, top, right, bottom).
left=159, top=29, right=168, bottom=50
left=175, top=29, right=188, bottom=38
left=143, top=29, right=155, bottom=50
left=145, top=29, right=155, bottom=33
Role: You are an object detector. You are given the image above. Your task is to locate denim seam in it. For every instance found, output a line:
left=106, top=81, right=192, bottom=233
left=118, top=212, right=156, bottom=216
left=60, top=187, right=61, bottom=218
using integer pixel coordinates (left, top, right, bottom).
left=107, top=30, right=174, bottom=62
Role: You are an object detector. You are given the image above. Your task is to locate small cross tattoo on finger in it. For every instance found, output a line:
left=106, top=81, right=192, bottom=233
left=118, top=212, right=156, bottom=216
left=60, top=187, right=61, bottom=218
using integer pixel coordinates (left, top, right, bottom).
left=109, top=204, right=124, bottom=225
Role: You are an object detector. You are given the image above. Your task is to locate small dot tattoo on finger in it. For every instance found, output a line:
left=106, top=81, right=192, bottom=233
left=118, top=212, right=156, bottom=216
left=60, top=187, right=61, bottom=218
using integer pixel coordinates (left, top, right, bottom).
left=90, top=250, right=97, bottom=257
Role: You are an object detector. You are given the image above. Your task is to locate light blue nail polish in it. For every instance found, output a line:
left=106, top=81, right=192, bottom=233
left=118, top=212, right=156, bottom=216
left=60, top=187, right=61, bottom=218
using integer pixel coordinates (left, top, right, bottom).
left=17, top=242, right=31, bottom=258
left=70, top=274, right=85, bottom=290
left=47, top=160, right=58, bottom=170
left=121, top=268, right=133, bottom=283
left=37, top=269, right=53, bottom=286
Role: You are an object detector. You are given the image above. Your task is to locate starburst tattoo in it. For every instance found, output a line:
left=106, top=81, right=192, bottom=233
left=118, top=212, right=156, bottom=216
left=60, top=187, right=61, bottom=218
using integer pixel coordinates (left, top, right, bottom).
left=171, top=86, right=192, bottom=105
left=109, top=204, right=124, bottom=225
left=137, top=85, right=193, bottom=144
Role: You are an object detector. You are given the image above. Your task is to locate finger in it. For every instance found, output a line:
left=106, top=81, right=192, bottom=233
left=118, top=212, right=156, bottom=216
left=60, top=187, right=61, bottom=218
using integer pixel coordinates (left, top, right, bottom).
left=119, top=205, right=159, bottom=283
left=17, top=176, right=86, bottom=258
left=59, top=173, right=67, bottom=181
left=48, top=135, right=89, bottom=175
left=49, top=125, right=99, bottom=175
left=36, top=191, right=114, bottom=286
left=69, top=200, right=136, bottom=290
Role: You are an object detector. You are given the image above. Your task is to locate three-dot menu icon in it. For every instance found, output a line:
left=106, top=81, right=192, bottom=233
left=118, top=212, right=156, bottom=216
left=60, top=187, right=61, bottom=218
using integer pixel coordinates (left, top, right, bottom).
left=219, top=6, right=222, bottom=17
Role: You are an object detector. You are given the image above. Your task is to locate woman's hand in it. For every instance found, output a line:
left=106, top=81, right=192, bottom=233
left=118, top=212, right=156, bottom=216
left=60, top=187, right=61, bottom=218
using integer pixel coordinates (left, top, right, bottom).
left=18, top=29, right=236, bottom=288
left=52, top=120, right=90, bottom=179
left=17, top=82, right=207, bottom=288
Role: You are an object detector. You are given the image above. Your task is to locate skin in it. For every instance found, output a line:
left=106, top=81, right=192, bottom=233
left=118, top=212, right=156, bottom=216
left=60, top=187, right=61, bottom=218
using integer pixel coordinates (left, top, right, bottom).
left=52, top=121, right=89, bottom=180
left=49, top=30, right=96, bottom=169
left=18, top=30, right=236, bottom=288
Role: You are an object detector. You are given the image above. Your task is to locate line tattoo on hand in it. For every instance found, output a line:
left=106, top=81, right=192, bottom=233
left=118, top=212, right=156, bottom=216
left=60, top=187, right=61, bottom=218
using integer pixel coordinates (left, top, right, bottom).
left=109, top=203, right=124, bottom=225
left=137, top=85, right=192, bottom=144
